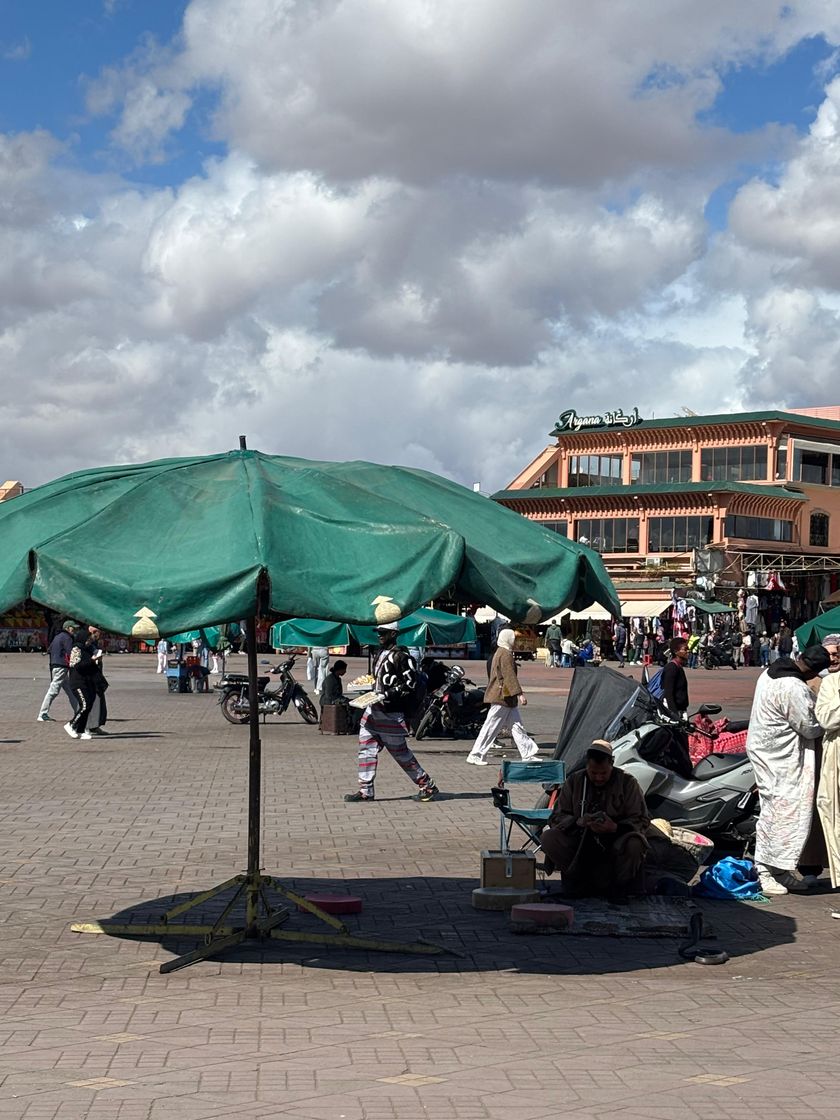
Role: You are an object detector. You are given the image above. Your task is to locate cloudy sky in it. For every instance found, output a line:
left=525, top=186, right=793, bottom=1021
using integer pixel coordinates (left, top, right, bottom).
left=4, top=1, right=840, bottom=493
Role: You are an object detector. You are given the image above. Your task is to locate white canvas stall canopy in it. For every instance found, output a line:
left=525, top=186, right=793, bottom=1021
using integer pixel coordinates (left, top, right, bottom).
left=621, top=599, right=670, bottom=619
left=543, top=603, right=614, bottom=624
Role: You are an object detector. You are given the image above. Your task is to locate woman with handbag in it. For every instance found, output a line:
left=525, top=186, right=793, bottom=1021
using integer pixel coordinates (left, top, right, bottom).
left=466, top=628, right=540, bottom=765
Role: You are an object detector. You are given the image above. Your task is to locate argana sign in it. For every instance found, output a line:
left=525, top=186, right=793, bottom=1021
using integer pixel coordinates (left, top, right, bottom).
left=552, top=406, right=642, bottom=434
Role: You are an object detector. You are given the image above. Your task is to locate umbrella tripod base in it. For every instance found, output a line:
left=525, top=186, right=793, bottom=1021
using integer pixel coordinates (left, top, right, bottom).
left=70, top=870, right=457, bottom=971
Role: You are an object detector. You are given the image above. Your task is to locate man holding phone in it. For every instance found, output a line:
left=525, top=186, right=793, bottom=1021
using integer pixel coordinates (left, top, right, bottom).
left=539, top=740, right=650, bottom=901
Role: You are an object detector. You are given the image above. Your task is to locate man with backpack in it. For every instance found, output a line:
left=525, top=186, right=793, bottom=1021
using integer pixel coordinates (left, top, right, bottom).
left=345, top=623, right=439, bottom=803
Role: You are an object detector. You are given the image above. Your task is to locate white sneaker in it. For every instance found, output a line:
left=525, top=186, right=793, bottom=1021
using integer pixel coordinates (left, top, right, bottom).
left=36, top=714, right=52, bottom=722
left=521, top=747, right=541, bottom=761
left=774, top=870, right=811, bottom=893
left=466, top=754, right=488, bottom=766
left=758, top=873, right=788, bottom=896
left=79, top=731, right=92, bottom=740
left=64, top=723, right=80, bottom=739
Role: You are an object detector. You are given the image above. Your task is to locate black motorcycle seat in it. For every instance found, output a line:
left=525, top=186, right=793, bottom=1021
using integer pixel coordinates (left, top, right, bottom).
left=223, top=674, right=271, bottom=688
left=692, top=752, right=749, bottom=779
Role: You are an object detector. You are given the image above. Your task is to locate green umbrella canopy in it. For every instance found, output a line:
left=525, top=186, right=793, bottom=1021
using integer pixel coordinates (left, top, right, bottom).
left=271, top=607, right=477, bottom=649
left=796, top=605, right=840, bottom=651
left=167, top=626, right=221, bottom=649
left=0, top=450, right=619, bottom=635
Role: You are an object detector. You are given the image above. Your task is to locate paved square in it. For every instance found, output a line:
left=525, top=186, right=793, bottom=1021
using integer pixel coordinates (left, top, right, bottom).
left=1, top=652, right=839, bottom=1119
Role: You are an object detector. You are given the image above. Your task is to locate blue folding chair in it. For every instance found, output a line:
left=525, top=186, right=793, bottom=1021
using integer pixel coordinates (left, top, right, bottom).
left=491, top=758, right=565, bottom=854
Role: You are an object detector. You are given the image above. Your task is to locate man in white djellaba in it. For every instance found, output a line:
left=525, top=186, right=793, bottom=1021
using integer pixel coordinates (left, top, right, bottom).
left=746, top=644, right=831, bottom=896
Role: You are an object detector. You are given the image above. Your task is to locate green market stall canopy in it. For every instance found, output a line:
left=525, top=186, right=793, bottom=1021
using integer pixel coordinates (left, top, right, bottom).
left=796, top=605, right=840, bottom=651
left=270, top=607, right=476, bottom=649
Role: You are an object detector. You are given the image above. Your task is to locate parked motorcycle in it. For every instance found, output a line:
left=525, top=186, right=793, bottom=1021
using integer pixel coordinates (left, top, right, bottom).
left=551, top=665, right=756, bottom=847
left=216, top=655, right=319, bottom=725
left=700, top=636, right=738, bottom=670
left=414, top=663, right=486, bottom=740
left=610, top=705, right=757, bottom=844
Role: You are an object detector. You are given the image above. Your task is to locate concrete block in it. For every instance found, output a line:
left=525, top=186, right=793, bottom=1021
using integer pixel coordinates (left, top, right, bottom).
left=510, top=902, right=574, bottom=930
left=298, top=893, right=363, bottom=915
left=471, top=887, right=540, bottom=911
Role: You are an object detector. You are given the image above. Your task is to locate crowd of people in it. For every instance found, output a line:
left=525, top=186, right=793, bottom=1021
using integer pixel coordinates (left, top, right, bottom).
left=28, top=609, right=840, bottom=903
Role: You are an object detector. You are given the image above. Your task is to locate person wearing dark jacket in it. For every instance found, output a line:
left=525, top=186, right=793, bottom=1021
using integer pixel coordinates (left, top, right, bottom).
left=65, top=630, right=99, bottom=739
left=37, top=620, right=80, bottom=722
left=320, top=660, right=347, bottom=706
left=661, top=638, right=689, bottom=717
left=87, top=626, right=110, bottom=736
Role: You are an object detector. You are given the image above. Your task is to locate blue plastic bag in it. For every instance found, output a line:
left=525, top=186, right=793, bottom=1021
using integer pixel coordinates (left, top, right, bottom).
left=694, top=857, right=764, bottom=900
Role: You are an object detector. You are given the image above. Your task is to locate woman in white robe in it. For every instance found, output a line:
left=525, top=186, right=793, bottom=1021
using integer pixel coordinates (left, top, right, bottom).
left=746, top=650, right=826, bottom=888
left=815, top=636, right=840, bottom=887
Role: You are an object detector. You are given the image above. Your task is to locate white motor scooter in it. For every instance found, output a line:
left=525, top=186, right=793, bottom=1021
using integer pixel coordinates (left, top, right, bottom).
left=609, top=700, right=757, bottom=845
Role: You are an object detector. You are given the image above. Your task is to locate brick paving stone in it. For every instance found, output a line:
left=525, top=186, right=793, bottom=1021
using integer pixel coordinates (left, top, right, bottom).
left=2, top=653, right=840, bottom=1119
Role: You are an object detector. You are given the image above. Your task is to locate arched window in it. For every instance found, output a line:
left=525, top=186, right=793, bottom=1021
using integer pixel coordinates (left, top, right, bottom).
left=810, top=511, right=829, bottom=547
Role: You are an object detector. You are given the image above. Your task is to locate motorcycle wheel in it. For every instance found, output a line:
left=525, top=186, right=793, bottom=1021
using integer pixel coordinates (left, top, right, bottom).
left=703, top=656, right=713, bottom=670
left=294, top=693, right=319, bottom=725
left=414, top=708, right=439, bottom=741
left=221, top=692, right=249, bottom=725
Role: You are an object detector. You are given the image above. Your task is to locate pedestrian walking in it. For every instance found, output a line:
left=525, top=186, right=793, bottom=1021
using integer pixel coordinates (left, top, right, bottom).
left=310, top=646, right=329, bottom=694
left=156, top=637, right=169, bottom=673
left=87, top=626, right=110, bottom=736
left=65, top=628, right=100, bottom=740
left=631, top=626, right=645, bottom=664
left=36, top=620, right=80, bottom=722
left=467, top=628, right=540, bottom=765
left=544, top=621, right=563, bottom=668
left=345, top=623, right=438, bottom=803
left=613, top=620, right=627, bottom=667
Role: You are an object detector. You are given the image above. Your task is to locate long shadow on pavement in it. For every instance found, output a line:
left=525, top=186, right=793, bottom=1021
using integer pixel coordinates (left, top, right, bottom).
left=81, top=876, right=796, bottom=977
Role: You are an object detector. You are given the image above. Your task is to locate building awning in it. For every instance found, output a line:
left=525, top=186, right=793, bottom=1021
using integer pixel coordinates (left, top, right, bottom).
left=620, top=599, right=670, bottom=619
left=544, top=603, right=613, bottom=623
left=684, top=598, right=735, bottom=615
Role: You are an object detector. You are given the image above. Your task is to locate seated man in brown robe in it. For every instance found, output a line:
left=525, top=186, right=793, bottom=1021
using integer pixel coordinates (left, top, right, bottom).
left=540, top=740, right=650, bottom=901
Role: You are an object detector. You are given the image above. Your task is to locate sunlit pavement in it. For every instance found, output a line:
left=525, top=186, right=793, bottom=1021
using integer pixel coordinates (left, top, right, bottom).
left=1, top=652, right=838, bottom=1120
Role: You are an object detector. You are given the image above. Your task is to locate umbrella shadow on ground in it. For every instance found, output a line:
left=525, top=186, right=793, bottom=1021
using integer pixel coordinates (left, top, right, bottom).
left=356, top=791, right=490, bottom=803
left=83, top=875, right=797, bottom=977
left=93, top=731, right=168, bottom=739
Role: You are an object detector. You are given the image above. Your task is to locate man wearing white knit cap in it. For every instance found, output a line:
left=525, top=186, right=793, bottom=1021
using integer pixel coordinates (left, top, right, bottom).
left=466, top=628, right=540, bottom=765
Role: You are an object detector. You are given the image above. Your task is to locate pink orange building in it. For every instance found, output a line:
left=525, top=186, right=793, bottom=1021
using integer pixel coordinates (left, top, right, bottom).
left=494, top=407, right=840, bottom=624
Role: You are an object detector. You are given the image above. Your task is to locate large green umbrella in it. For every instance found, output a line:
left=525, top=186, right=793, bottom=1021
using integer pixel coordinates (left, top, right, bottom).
left=0, top=450, right=618, bottom=633
left=270, top=607, right=476, bottom=649
left=0, top=444, right=618, bottom=970
left=796, top=605, right=840, bottom=650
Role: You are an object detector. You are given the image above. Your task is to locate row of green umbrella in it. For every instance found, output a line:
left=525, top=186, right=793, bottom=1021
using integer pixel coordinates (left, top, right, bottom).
left=269, top=607, right=476, bottom=650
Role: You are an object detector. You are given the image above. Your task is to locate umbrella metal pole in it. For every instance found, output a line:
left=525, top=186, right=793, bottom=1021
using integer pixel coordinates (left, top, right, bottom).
left=246, top=614, right=261, bottom=932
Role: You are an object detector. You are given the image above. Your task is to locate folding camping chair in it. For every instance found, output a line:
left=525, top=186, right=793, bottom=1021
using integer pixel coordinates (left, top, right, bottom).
left=491, top=758, right=565, bottom=854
